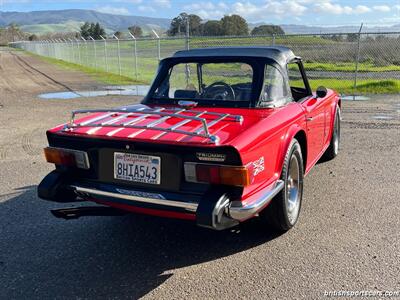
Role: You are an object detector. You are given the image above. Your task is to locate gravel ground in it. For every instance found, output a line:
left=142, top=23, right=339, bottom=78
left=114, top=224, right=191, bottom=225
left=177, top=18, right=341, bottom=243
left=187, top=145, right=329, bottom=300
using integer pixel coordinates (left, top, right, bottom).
left=0, top=50, right=399, bottom=300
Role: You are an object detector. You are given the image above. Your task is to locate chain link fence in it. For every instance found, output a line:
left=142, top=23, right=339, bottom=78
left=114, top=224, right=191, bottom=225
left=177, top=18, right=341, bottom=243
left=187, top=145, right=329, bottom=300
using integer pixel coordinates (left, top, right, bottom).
left=10, top=32, right=400, bottom=95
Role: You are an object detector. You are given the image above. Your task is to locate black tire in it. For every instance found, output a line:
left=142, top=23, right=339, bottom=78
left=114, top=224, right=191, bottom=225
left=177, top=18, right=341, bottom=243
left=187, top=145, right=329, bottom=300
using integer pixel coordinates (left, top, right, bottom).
left=260, top=139, right=304, bottom=232
left=323, top=105, right=341, bottom=161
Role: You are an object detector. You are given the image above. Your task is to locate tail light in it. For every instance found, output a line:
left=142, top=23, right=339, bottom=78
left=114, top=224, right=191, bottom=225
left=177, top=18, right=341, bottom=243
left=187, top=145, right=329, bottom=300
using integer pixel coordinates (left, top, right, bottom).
left=184, top=162, right=251, bottom=187
left=44, top=147, right=90, bottom=169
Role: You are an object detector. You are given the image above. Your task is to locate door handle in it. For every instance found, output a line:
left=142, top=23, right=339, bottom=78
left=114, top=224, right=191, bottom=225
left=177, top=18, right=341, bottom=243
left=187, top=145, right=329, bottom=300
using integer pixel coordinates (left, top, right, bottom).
left=306, top=117, right=313, bottom=121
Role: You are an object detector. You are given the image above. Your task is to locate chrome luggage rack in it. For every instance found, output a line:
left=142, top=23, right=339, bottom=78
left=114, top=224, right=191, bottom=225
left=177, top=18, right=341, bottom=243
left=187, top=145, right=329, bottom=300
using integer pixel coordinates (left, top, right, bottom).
left=63, top=107, right=243, bottom=144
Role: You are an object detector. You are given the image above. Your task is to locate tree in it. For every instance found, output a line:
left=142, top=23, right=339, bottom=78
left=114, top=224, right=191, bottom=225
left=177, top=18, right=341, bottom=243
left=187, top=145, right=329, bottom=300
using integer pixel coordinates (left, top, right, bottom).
left=251, top=25, right=284, bottom=35
left=89, top=23, right=96, bottom=38
left=92, top=23, right=106, bottom=39
left=114, top=31, right=123, bottom=39
left=201, top=20, right=223, bottom=36
left=80, top=22, right=105, bottom=39
left=28, top=34, right=38, bottom=41
left=167, top=13, right=202, bottom=36
left=220, top=15, right=249, bottom=36
left=188, top=14, right=202, bottom=36
left=0, top=23, right=28, bottom=44
left=80, top=22, right=91, bottom=39
left=128, top=25, right=143, bottom=37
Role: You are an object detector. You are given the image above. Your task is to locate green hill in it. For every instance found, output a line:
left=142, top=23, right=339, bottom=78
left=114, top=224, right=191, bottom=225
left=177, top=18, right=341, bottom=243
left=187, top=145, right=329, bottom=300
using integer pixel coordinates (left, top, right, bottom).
left=0, top=9, right=170, bottom=34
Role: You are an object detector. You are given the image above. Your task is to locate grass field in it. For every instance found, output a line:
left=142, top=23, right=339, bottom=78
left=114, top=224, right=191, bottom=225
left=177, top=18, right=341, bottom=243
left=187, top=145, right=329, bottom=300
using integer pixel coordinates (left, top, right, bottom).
left=291, top=62, right=400, bottom=72
left=22, top=32, right=400, bottom=96
left=34, top=54, right=145, bottom=85
left=304, top=79, right=400, bottom=94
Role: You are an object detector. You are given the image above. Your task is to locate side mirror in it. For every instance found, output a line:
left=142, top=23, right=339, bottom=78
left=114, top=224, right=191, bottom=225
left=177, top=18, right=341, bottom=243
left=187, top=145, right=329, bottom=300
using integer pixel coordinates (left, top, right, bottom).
left=316, top=86, right=327, bottom=98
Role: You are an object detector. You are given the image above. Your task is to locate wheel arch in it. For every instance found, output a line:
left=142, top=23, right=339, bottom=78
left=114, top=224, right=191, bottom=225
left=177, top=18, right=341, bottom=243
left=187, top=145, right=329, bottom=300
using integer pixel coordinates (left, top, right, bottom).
left=277, top=125, right=308, bottom=177
left=327, top=96, right=341, bottom=143
left=293, top=130, right=307, bottom=172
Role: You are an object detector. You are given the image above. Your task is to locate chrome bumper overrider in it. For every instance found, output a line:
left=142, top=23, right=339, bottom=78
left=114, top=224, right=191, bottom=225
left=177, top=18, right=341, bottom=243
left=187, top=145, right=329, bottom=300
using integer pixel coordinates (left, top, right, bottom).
left=70, top=179, right=284, bottom=226
left=227, top=180, right=284, bottom=221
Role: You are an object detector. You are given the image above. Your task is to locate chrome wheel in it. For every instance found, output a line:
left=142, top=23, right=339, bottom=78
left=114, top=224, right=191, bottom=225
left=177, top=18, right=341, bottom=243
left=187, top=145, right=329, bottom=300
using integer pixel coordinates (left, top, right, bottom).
left=260, top=139, right=304, bottom=231
left=286, top=155, right=301, bottom=225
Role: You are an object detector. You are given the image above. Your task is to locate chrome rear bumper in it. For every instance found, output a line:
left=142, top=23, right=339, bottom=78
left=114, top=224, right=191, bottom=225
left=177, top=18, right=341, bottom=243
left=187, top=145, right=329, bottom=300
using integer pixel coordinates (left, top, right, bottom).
left=39, top=167, right=284, bottom=230
left=70, top=180, right=284, bottom=227
left=72, top=185, right=198, bottom=212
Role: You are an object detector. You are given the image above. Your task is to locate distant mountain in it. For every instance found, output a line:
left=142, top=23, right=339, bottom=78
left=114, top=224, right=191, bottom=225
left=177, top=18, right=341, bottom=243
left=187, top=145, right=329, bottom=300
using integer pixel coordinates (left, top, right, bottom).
left=276, top=23, right=400, bottom=34
left=0, top=9, right=171, bottom=34
left=1, top=9, right=399, bottom=36
left=20, top=21, right=83, bottom=35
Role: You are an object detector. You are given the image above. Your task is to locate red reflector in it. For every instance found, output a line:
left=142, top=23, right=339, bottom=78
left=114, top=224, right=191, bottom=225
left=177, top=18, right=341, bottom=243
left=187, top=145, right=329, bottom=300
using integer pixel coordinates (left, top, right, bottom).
left=209, top=166, right=220, bottom=184
left=196, top=164, right=210, bottom=182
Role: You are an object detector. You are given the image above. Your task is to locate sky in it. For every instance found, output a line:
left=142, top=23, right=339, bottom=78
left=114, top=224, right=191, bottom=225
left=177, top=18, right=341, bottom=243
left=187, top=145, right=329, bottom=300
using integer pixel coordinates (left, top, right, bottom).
left=0, top=0, right=399, bottom=26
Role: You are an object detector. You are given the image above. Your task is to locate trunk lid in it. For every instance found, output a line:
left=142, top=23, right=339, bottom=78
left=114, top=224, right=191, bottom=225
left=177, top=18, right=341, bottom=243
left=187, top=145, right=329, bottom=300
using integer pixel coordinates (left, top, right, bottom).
left=50, top=104, right=275, bottom=146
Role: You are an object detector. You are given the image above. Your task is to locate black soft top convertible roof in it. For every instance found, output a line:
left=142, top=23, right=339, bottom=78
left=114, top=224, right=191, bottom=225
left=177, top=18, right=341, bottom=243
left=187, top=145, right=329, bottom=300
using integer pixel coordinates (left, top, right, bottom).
left=172, top=46, right=297, bottom=67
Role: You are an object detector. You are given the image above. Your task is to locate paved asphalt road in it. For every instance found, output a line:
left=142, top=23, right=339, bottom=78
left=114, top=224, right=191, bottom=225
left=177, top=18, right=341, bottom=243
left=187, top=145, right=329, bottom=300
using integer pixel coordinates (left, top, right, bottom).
left=0, top=50, right=399, bottom=299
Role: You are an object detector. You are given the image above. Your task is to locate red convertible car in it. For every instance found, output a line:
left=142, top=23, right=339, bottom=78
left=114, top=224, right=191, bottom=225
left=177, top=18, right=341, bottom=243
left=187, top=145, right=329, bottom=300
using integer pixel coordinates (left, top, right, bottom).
left=38, top=46, right=341, bottom=231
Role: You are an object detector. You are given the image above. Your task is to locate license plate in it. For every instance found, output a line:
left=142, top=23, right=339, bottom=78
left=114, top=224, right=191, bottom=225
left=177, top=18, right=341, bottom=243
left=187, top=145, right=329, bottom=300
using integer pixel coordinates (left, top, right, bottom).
left=114, top=152, right=161, bottom=185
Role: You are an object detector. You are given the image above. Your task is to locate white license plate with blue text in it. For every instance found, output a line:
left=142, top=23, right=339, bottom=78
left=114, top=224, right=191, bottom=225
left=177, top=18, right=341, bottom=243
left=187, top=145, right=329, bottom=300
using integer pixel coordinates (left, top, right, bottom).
left=114, top=152, right=161, bottom=185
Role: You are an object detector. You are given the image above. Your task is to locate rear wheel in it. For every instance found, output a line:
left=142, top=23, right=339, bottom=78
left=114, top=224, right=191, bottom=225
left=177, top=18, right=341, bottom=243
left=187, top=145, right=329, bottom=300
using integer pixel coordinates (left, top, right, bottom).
left=323, top=105, right=341, bottom=161
left=260, top=139, right=304, bottom=232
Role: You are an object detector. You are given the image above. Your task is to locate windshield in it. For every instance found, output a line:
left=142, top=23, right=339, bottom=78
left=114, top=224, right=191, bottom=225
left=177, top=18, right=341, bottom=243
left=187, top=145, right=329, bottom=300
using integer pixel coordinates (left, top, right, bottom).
left=152, top=62, right=254, bottom=102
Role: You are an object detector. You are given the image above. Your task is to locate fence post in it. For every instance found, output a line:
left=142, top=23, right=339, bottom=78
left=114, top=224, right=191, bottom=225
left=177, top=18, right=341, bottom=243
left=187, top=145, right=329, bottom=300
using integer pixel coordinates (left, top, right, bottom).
left=75, top=38, right=82, bottom=64
left=54, top=40, right=58, bottom=59
left=58, top=39, right=64, bottom=60
left=55, top=39, right=59, bottom=59
left=89, top=36, right=97, bottom=70
left=68, top=38, right=75, bottom=63
left=353, top=23, right=363, bottom=97
left=61, top=39, right=68, bottom=62
left=184, top=20, right=190, bottom=85
left=272, top=34, right=275, bottom=46
left=185, top=16, right=190, bottom=51
left=54, top=40, right=58, bottom=58
left=113, top=34, right=122, bottom=76
left=81, top=36, right=89, bottom=66
left=43, top=41, right=47, bottom=57
left=46, top=40, right=50, bottom=57
left=152, top=29, right=161, bottom=61
left=49, top=40, right=53, bottom=58
left=49, top=40, right=54, bottom=58
left=100, top=35, right=108, bottom=72
left=58, top=39, right=63, bottom=60
left=128, top=32, right=138, bottom=80
left=51, top=40, right=56, bottom=58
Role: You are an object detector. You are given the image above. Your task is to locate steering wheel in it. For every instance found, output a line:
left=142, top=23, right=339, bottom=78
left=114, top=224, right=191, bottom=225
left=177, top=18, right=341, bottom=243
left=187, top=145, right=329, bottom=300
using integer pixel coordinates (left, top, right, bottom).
left=202, top=81, right=235, bottom=100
